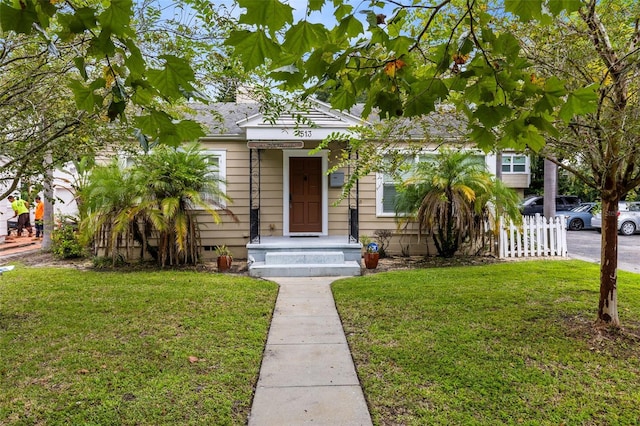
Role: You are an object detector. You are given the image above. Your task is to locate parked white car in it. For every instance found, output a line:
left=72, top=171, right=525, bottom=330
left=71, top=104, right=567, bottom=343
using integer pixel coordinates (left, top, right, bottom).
left=592, top=202, right=640, bottom=235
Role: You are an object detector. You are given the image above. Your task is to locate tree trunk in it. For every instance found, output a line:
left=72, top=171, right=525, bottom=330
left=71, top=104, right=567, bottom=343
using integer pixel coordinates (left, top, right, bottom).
left=543, top=159, right=557, bottom=219
left=599, top=197, right=620, bottom=326
left=42, top=154, right=54, bottom=251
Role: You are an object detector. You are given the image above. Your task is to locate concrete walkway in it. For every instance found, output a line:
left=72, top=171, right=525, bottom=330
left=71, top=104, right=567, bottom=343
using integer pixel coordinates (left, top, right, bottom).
left=248, top=277, right=373, bottom=426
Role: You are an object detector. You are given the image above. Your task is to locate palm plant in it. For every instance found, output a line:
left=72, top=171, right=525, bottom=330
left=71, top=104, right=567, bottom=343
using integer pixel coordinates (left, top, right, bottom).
left=78, top=161, right=140, bottom=262
left=132, top=143, right=237, bottom=266
left=80, top=143, right=237, bottom=266
left=395, top=149, right=521, bottom=258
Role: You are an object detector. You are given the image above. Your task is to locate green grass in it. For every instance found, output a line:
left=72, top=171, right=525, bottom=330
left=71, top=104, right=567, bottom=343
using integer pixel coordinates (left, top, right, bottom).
left=332, top=260, right=640, bottom=425
left=0, top=266, right=278, bottom=425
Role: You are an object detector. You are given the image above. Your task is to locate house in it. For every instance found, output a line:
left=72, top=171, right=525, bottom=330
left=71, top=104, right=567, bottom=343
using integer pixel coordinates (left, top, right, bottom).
left=189, top=99, right=531, bottom=277
left=0, top=99, right=531, bottom=276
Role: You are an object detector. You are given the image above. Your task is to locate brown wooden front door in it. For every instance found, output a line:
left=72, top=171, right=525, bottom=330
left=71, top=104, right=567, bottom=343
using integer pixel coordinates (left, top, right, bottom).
left=289, top=157, right=322, bottom=233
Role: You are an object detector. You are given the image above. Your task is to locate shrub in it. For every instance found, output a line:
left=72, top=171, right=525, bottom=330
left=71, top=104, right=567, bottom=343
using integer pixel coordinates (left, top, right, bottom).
left=51, top=224, right=85, bottom=259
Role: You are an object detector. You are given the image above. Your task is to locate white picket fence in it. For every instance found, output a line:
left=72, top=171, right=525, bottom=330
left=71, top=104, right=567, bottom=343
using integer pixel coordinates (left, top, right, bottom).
left=499, top=214, right=567, bottom=258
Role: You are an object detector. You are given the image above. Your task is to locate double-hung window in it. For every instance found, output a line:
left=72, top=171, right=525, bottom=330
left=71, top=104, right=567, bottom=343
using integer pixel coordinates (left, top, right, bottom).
left=501, top=154, right=527, bottom=173
left=376, top=151, right=486, bottom=217
left=376, top=153, right=426, bottom=216
left=201, top=150, right=227, bottom=207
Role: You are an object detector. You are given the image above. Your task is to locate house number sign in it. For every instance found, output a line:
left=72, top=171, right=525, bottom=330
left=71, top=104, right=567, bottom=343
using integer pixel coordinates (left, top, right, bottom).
left=247, top=141, right=305, bottom=149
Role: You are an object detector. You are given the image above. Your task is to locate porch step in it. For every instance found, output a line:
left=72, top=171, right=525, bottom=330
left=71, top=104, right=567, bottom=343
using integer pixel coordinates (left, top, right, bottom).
left=248, top=261, right=362, bottom=278
left=249, top=250, right=361, bottom=278
left=246, top=237, right=363, bottom=278
left=265, top=251, right=345, bottom=265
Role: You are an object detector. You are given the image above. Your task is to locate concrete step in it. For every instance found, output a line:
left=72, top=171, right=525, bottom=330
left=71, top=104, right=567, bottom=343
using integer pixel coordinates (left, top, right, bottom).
left=248, top=261, right=361, bottom=278
left=265, top=251, right=344, bottom=265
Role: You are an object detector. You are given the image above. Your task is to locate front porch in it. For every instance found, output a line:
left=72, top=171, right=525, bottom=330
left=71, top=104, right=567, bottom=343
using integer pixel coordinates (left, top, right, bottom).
left=247, top=236, right=362, bottom=277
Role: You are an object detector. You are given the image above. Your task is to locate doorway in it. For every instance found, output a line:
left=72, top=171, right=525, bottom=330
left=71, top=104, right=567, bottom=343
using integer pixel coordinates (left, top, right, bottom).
left=289, top=157, right=322, bottom=233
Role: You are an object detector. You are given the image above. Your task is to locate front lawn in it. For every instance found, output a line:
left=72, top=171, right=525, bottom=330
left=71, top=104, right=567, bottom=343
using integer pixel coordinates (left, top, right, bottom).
left=0, top=266, right=278, bottom=425
left=333, top=260, right=640, bottom=425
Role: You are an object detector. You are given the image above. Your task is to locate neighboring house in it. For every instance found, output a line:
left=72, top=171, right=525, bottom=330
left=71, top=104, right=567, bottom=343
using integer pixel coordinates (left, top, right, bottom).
left=189, top=99, right=531, bottom=276
left=1, top=168, right=83, bottom=237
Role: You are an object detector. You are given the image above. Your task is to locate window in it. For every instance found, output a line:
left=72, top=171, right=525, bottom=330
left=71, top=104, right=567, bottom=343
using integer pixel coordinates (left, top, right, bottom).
left=377, top=153, right=415, bottom=216
left=376, top=153, right=442, bottom=216
left=501, top=154, right=527, bottom=173
left=376, top=151, right=487, bottom=217
left=201, top=150, right=227, bottom=207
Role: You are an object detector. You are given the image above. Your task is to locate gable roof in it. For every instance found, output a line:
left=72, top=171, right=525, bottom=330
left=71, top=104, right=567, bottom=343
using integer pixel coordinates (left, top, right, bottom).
left=189, top=99, right=466, bottom=142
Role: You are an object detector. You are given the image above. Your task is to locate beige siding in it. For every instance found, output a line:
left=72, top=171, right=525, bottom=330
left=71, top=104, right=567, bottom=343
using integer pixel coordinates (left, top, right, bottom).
left=195, top=139, right=528, bottom=260
left=502, top=173, right=529, bottom=191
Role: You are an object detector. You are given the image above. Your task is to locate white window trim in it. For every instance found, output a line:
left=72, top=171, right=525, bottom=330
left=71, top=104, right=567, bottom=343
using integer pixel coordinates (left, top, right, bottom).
left=375, top=151, right=425, bottom=217
left=501, top=153, right=529, bottom=174
left=202, top=149, right=227, bottom=208
left=376, top=172, right=399, bottom=217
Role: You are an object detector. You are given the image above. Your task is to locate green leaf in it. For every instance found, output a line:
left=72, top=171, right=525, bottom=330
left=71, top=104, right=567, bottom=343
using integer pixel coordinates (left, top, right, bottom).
left=494, top=32, right=521, bottom=61
left=69, top=79, right=104, bottom=112
left=469, top=125, right=497, bottom=152
left=335, top=14, right=363, bottom=40
left=147, top=55, right=195, bottom=101
left=526, top=115, right=560, bottom=137
left=272, top=66, right=304, bottom=89
left=225, top=30, right=281, bottom=71
left=548, top=0, right=582, bottom=15
left=134, top=110, right=173, bottom=137
left=305, top=49, right=331, bottom=79
left=386, top=36, right=414, bottom=56
left=131, top=87, right=156, bottom=105
left=543, top=76, right=566, bottom=97
left=98, top=0, right=133, bottom=37
left=375, top=90, right=403, bottom=119
left=283, top=21, right=325, bottom=52
left=308, top=0, right=324, bottom=12
left=175, top=120, right=206, bottom=142
left=474, top=105, right=512, bottom=128
left=364, top=10, right=379, bottom=29
left=107, top=100, right=126, bottom=120
left=91, top=30, right=116, bottom=55
left=534, top=94, right=563, bottom=114
left=0, top=2, right=38, bottom=34
left=238, top=0, right=293, bottom=31
left=123, top=38, right=145, bottom=76
left=503, top=119, right=546, bottom=151
left=334, top=3, right=353, bottom=20
left=404, top=79, right=449, bottom=117
left=34, top=0, right=56, bottom=23
left=559, top=85, right=598, bottom=123
left=504, top=0, right=543, bottom=22
left=74, top=57, right=88, bottom=80
left=57, top=8, right=97, bottom=37
left=331, top=87, right=356, bottom=111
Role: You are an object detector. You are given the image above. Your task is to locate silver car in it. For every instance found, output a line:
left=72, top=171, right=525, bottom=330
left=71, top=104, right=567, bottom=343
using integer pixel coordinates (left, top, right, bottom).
left=592, top=202, right=640, bottom=235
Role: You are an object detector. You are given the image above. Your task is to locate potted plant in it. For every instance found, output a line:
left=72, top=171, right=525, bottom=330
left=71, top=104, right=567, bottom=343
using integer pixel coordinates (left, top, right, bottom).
left=360, top=236, right=379, bottom=270
left=215, top=244, right=233, bottom=272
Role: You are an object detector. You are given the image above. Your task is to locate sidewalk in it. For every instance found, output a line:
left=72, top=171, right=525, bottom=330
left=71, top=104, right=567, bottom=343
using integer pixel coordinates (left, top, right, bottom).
left=249, top=277, right=372, bottom=426
left=0, top=235, right=41, bottom=260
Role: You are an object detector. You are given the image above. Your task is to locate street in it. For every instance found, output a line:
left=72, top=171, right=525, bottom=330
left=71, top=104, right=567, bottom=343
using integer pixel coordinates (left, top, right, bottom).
left=566, top=230, right=640, bottom=274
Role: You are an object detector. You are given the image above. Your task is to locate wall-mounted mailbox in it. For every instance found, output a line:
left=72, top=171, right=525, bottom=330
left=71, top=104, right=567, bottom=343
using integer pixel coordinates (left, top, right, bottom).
left=329, top=172, right=344, bottom=188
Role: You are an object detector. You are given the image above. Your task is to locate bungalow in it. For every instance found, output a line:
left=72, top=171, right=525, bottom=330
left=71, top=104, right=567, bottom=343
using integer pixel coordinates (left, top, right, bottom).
left=190, top=99, right=531, bottom=277
left=1, top=99, right=530, bottom=276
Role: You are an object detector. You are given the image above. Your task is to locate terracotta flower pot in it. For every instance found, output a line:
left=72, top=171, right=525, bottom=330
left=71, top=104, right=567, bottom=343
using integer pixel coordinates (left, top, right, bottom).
left=217, top=255, right=232, bottom=272
left=364, top=252, right=379, bottom=269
